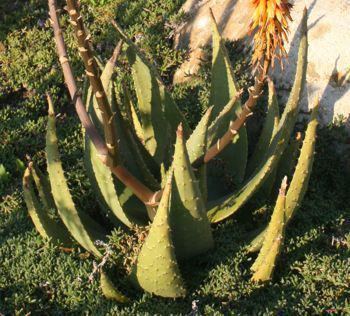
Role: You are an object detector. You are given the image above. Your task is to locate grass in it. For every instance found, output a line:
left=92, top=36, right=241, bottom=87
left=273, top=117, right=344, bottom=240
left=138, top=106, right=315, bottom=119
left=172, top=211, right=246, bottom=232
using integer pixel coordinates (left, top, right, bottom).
left=1, top=0, right=350, bottom=314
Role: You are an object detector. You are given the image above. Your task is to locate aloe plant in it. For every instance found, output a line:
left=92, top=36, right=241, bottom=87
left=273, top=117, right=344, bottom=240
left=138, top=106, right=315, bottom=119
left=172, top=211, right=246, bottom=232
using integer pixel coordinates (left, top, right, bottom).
left=23, top=0, right=318, bottom=299
left=251, top=101, right=320, bottom=282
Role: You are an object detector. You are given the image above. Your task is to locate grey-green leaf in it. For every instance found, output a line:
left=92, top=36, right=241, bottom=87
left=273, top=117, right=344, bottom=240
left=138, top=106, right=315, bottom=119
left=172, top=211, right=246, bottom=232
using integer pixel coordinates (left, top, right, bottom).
left=22, top=167, right=71, bottom=246
left=207, top=9, right=308, bottom=223
left=46, top=98, right=105, bottom=257
left=171, top=126, right=214, bottom=260
left=246, top=80, right=280, bottom=177
left=209, top=11, right=248, bottom=184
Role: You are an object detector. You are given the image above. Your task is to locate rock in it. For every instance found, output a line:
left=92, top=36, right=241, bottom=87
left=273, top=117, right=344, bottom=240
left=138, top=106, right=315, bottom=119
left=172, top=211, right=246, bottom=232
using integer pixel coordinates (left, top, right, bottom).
left=173, top=0, right=350, bottom=126
left=272, top=0, right=350, bottom=126
left=173, top=0, right=252, bottom=84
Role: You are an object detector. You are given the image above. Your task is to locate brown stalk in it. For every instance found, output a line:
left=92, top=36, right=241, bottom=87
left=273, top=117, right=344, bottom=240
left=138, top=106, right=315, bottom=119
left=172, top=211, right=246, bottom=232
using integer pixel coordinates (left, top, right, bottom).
left=203, top=80, right=264, bottom=164
left=191, top=7, right=267, bottom=168
left=48, top=0, right=108, bottom=159
left=192, top=69, right=266, bottom=169
left=48, top=0, right=156, bottom=204
left=65, top=0, right=118, bottom=166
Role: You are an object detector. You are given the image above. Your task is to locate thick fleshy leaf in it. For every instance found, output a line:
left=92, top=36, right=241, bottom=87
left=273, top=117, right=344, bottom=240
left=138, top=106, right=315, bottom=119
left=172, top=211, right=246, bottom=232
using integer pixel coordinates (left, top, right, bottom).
left=123, top=85, right=145, bottom=144
left=186, top=106, right=213, bottom=203
left=247, top=102, right=319, bottom=253
left=209, top=11, right=248, bottom=184
left=100, top=270, right=129, bottom=303
left=84, top=63, right=149, bottom=227
left=84, top=137, right=145, bottom=227
left=46, top=98, right=105, bottom=257
left=247, top=227, right=267, bottom=253
left=285, top=101, right=319, bottom=222
left=187, top=106, right=213, bottom=164
left=207, top=96, right=239, bottom=147
left=126, top=47, right=169, bottom=162
left=247, top=80, right=280, bottom=177
left=30, top=163, right=57, bottom=211
left=22, top=167, right=71, bottom=246
left=109, top=84, right=156, bottom=222
left=171, top=125, right=214, bottom=260
left=135, top=172, right=186, bottom=298
left=113, top=22, right=190, bottom=161
left=207, top=10, right=308, bottom=223
left=272, top=132, right=302, bottom=198
left=121, top=86, right=160, bottom=189
left=248, top=80, right=281, bottom=198
left=251, top=178, right=287, bottom=282
left=86, top=51, right=116, bottom=126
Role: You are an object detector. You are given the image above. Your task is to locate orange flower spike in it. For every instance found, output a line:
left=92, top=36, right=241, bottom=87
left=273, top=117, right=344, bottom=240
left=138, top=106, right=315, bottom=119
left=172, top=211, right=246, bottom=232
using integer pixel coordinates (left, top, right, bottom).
left=250, top=0, right=293, bottom=75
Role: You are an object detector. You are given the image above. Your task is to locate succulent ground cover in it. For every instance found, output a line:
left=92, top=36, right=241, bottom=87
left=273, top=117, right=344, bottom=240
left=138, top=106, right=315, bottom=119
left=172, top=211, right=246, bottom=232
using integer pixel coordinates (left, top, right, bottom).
left=0, top=0, right=350, bottom=314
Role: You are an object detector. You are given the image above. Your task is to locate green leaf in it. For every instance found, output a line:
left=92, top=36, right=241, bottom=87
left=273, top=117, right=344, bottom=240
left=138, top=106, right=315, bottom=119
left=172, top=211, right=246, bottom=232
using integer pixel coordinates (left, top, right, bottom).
left=251, top=178, right=287, bottom=282
left=15, top=158, right=25, bottom=173
left=126, top=46, right=169, bottom=162
left=113, top=21, right=190, bottom=162
left=187, top=106, right=213, bottom=203
left=30, top=163, right=57, bottom=212
left=121, top=85, right=161, bottom=189
left=247, top=80, right=280, bottom=177
left=84, top=62, right=149, bottom=227
left=247, top=228, right=266, bottom=253
left=22, top=167, right=72, bottom=246
left=84, top=136, right=145, bottom=228
left=285, top=101, right=319, bottom=222
left=108, top=84, right=154, bottom=222
left=123, top=84, right=145, bottom=144
left=100, top=270, right=129, bottom=303
left=247, top=102, right=318, bottom=254
left=171, top=125, right=214, bottom=260
left=46, top=98, right=105, bottom=257
left=209, top=11, right=248, bottom=184
left=0, top=164, right=10, bottom=184
left=207, top=10, right=308, bottom=223
left=207, top=96, right=239, bottom=147
left=134, top=171, right=186, bottom=298
left=272, top=132, right=302, bottom=199
left=86, top=50, right=116, bottom=126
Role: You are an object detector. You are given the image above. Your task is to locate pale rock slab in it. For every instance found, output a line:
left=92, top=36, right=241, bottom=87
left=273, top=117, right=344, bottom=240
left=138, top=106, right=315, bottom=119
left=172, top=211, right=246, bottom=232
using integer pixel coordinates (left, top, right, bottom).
left=173, top=0, right=350, bottom=125
left=173, top=0, right=253, bottom=84
left=273, top=0, right=350, bottom=126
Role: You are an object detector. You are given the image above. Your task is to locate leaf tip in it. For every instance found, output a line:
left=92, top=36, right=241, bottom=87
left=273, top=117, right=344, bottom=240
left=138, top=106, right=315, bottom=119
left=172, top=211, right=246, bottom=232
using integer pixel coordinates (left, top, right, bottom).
left=176, top=123, right=183, bottom=138
left=46, top=93, right=55, bottom=116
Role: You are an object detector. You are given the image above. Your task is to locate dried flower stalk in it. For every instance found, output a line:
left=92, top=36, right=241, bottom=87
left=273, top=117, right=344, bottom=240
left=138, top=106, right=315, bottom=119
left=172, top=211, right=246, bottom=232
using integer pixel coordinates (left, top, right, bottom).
left=48, top=0, right=156, bottom=204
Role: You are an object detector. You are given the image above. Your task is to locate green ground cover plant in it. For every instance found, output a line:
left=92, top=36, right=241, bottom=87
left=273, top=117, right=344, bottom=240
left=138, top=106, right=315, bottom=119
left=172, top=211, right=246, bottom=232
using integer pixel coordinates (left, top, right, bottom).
left=1, top=0, right=350, bottom=314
